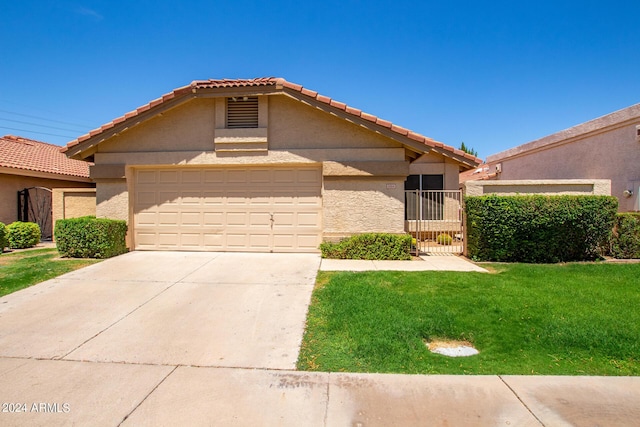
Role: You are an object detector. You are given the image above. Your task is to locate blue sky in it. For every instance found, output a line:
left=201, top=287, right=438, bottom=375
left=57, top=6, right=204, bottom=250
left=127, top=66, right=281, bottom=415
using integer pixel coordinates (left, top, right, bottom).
left=1, top=1, right=638, bottom=159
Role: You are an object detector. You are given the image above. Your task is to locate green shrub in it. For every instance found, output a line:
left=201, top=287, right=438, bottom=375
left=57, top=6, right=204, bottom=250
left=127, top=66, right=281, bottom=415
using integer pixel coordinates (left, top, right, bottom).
left=0, top=222, right=7, bottom=252
left=55, top=216, right=128, bottom=259
left=7, top=221, right=41, bottom=249
left=320, top=233, right=412, bottom=260
left=465, top=195, right=618, bottom=263
left=611, top=213, right=640, bottom=259
left=436, top=233, right=453, bottom=245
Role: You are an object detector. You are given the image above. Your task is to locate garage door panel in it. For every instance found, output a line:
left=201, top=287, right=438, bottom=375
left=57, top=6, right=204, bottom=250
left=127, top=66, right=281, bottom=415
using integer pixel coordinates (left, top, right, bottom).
left=273, top=169, right=296, bottom=183
left=226, top=233, right=249, bottom=248
left=203, top=192, right=224, bottom=205
left=180, top=233, right=202, bottom=247
left=158, top=191, right=180, bottom=205
left=136, top=191, right=156, bottom=209
left=181, top=212, right=201, bottom=226
left=296, top=234, right=322, bottom=250
left=249, top=212, right=271, bottom=227
left=227, top=212, right=248, bottom=226
left=298, top=169, right=321, bottom=183
left=181, top=191, right=202, bottom=205
left=134, top=166, right=321, bottom=252
left=273, top=212, right=295, bottom=227
left=137, top=170, right=157, bottom=184
left=135, top=212, right=157, bottom=226
left=272, top=234, right=295, bottom=249
left=158, top=233, right=180, bottom=246
left=158, top=170, right=179, bottom=184
left=249, top=234, right=270, bottom=248
left=203, top=212, right=224, bottom=226
left=182, top=170, right=202, bottom=183
left=227, top=170, right=249, bottom=184
left=297, top=212, right=321, bottom=227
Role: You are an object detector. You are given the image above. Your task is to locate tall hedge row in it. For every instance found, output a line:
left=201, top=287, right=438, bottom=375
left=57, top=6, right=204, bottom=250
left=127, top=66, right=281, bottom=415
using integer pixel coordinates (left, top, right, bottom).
left=611, top=213, right=640, bottom=259
left=465, top=195, right=618, bottom=263
left=55, top=216, right=128, bottom=259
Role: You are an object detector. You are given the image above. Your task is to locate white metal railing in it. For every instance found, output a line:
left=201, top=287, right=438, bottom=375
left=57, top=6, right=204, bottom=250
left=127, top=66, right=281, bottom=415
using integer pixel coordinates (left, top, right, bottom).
left=405, top=190, right=463, bottom=255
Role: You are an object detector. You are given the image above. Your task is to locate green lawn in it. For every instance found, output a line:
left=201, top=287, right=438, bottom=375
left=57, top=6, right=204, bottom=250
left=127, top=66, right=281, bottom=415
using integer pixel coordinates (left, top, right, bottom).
left=0, top=248, right=102, bottom=297
left=298, top=263, right=640, bottom=375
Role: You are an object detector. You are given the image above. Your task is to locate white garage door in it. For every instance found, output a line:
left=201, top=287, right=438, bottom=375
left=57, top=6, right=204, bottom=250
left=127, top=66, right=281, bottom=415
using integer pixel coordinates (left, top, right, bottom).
left=133, top=166, right=322, bottom=252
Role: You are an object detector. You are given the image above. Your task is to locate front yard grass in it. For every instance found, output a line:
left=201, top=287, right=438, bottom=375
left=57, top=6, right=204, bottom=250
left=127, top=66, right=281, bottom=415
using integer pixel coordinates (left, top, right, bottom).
left=298, top=263, right=640, bottom=375
left=0, top=248, right=102, bottom=297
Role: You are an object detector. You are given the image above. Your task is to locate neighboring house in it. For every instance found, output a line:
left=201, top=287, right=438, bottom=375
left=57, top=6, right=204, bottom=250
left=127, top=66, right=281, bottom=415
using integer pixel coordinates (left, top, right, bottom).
left=462, top=103, right=640, bottom=212
left=0, top=135, right=94, bottom=238
left=62, top=77, right=480, bottom=253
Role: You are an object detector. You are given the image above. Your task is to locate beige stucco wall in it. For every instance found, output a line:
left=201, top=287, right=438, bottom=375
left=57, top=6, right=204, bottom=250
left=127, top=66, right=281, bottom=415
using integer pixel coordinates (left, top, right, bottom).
left=409, top=153, right=461, bottom=190
left=463, top=179, right=611, bottom=197
left=0, top=172, right=94, bottom=226
left=322, top=177, right=406, bottom=240
left=52, top=188, right=97, bottom=238
left=99, top=99, right=217, bottom=153
left=90, top=93, right=442, bottom=242
left=486, top=120, right=639, bottom=211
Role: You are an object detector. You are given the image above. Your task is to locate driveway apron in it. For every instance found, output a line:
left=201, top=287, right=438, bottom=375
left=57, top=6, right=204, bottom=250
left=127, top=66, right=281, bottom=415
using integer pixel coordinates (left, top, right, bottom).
left=0, top=251, right=321, bottom=370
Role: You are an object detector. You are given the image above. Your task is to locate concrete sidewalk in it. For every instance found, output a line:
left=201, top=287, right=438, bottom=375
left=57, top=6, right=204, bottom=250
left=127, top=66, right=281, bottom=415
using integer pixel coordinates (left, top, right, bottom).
left=1, top=358, right=639, bottom=426
left=320, top=254, right=488, bottom=272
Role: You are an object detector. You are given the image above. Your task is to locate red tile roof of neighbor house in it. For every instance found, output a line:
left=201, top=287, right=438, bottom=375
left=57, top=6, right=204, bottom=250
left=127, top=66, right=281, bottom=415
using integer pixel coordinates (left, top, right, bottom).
left=0, top=135, right=90, bottom=178
left=459, top=164, right=498, bottom=183
left=62, top=78, right=482, bottom=165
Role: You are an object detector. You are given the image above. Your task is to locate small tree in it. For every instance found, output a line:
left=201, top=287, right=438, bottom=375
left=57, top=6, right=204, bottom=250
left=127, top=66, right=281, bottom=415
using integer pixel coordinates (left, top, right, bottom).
left=459, top=142, right=478, bottom=157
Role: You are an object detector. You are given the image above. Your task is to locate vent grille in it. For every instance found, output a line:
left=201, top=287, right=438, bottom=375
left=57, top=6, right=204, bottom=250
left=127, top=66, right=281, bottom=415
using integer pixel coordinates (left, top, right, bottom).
left=227, top=97, right=259, bottom=128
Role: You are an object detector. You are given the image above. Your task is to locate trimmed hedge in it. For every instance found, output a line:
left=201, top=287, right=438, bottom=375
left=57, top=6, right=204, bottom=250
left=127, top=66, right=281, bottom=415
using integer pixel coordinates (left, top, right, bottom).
left=320, top=233, right=412, bottom=260
left=7, top=221, right=41, bottom=249
left=55, top=216, right=128, bottom=259
left=0, top=222, right=7, bottom=252
left=465, top=195, right=618, bottom=263
left=611, top=213, right=640, bottom=259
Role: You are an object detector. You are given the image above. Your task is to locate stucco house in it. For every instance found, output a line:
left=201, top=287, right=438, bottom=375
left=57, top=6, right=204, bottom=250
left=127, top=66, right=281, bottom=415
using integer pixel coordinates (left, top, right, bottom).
left=463, top=103, right=640, bottom=212
left=63, top=78, right=480, bottom=252
left=0, top=135, right=94, bottom=239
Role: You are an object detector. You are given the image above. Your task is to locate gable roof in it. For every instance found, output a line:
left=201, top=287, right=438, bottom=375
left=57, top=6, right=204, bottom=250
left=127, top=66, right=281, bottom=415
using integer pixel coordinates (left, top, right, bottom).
left=487, top=102, right=640, bottom=163
left=0, top=135, right=90, bottom=180
left=62, top=77, right=481, bottom=168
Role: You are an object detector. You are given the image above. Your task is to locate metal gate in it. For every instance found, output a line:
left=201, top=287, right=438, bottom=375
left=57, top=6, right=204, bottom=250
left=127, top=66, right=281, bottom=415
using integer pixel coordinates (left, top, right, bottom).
left=405, top=190, right=463, bottom=255
left=17, top=187, right=53, bottom=240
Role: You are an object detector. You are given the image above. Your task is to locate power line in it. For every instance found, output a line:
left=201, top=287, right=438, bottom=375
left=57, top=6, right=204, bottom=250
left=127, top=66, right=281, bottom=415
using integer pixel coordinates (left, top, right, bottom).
left=0, top=117, right=87, bottom=133
left=0, top=109, right=92, bottom=130
left=0, top=126, right=76, bottom=139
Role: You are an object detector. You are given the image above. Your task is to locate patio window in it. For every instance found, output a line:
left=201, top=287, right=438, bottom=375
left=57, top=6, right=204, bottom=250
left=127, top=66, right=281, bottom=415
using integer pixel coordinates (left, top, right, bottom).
left=404, top=174, right=444, bottom=220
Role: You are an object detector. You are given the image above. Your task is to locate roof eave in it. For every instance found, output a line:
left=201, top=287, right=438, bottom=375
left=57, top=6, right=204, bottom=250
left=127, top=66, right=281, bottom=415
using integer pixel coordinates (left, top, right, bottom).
left=280, top=88, right=480, bottom=169
left=64, top=93, right=198, bottom=160
left=0, top=165, right=92, bottom=182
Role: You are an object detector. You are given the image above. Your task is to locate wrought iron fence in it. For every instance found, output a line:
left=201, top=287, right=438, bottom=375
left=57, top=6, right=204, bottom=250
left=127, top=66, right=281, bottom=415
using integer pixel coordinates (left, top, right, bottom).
left=405, top=190, right=463, bottom=255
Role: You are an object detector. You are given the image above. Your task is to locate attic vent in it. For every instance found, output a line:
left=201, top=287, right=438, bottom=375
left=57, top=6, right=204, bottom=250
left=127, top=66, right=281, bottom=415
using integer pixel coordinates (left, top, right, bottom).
left=227, top=96, right=259, bottom=128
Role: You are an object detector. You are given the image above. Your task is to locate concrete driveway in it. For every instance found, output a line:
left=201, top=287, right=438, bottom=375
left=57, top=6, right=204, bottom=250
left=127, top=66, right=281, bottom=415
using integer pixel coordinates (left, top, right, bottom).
left=0, top=251, right=320, bottom=369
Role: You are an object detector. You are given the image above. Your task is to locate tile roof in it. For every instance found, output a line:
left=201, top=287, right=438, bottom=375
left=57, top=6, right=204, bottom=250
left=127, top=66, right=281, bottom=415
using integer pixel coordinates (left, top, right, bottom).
left=63, top=77, right=481, bottom=165
left=459, top=164, right=498, bottom=183
left=0, top=135, right=90, bottom=178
